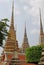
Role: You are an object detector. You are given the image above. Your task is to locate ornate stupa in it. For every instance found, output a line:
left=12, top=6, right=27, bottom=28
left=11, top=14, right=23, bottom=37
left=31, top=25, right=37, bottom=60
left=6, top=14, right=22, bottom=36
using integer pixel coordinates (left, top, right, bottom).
left=39, top=9, right=44, bottom=45
left=4, top=0, right=19, bottom=61
left=38, top=9, right=44, bottom=65
left=21, top=24, right=29, bottom=53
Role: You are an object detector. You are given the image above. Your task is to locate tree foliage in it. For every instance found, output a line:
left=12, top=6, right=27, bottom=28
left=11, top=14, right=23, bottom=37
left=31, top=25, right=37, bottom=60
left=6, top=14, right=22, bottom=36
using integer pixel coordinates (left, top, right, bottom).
left=25, top=46, right=43, bottom=63
left=0, top=18, right=9, bottom=47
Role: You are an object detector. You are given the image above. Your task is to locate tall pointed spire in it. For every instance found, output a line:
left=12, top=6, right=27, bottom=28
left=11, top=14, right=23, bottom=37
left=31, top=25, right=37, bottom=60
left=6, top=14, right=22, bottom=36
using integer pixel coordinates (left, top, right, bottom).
left=22, top=23, right=29, bottom=53
left=39, top=8, right=44, bottom=45
left=4, top=0, right=18, bottom=54
left=11, top=0, right=14, bottom=28
left=39, top=8, right=43, bottom=35
left=24, top=22, right=27, bottom=39
left=38, top=9, right=44, bottom=63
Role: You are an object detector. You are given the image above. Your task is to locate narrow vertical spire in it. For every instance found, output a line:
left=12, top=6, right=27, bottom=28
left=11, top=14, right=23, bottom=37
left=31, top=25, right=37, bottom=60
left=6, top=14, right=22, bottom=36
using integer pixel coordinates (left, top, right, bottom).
left=4, top=0, right=18, bottom=53
left=11, top=0, right=14, bottom=28
left=39, top=8, right=43, bottom=35
left=22, top=22, right=29, bottom=53
left=24, top=22, right=27, bottom=37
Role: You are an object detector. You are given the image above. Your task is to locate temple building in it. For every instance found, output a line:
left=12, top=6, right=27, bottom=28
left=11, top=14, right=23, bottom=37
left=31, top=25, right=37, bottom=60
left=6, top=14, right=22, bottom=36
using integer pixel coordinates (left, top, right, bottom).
left=0, top=0, right=37, bottom=65
left=38, top=9, right=44, bottom=65
left=39, top=9, right=44, bottom=45
left=4, top=0, right=19, bottom=62
left=21, top=24, right=29, bottom=53
left=1, top=0, right=30, bottom=65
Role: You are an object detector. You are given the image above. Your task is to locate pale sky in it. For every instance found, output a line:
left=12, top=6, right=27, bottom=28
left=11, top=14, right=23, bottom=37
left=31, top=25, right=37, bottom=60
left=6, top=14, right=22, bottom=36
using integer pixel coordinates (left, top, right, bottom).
left=0, top=0, right=44, bottom=55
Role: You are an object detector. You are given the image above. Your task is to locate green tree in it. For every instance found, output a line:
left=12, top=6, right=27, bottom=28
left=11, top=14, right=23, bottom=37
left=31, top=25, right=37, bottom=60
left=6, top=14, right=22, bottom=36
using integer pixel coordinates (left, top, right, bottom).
left=25, top=46, right=42, bottom=64
left=0, top=18, right=9, bottom=47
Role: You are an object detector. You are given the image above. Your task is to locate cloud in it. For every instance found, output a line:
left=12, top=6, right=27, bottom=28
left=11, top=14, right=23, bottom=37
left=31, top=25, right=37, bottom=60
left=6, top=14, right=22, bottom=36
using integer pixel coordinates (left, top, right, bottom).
left=23, top=5, right=29, bottom=10
left=26, top=7, right=39, bottom=17
left=32, top=0, right=44, bottom=8
left=31, top=17, right=40, bottom=25
left=15, top=9, right=21, bottom=15
left=19, top=0, right=44, bottom=17
left=32, top=21, right=39, bottom=25
left=30, top=29, right=39, bottom=34
left=19, top=0, right=30, bottom=4
left=0, top=0, right=9, bottom=3
left=20, top=0, right=43, bottom=8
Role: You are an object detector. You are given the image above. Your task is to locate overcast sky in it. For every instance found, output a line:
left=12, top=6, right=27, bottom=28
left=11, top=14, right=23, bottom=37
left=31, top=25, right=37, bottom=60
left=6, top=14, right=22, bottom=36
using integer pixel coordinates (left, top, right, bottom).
left=0, top=0, right=44, bottom=55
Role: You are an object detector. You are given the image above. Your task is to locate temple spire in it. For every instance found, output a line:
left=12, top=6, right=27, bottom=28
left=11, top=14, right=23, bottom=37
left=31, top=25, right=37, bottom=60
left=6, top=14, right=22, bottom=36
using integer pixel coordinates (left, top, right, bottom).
left=39, top=8, right=44, bottom=45
left=11, top=0, right=14, bottom=28
left=24, top=22, right=27, bottom=39
left=22, top=23, right=29, bottom=53
left=39, top=8, right=43, bottom=35
left=4, top=0, right=18, bottom=53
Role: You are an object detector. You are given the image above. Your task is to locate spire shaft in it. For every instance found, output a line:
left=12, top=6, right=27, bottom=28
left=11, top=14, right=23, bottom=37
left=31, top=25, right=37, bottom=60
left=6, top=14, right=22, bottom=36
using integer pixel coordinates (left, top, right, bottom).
left=4, top=0, right=18, bottom=52
left=22, top=23, right=29, bottom=53
left=11, top=0, right=14, bottom=28
left=24, top=22, right=27, bottom=37
left=39, top=8, right=43, bottom=35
